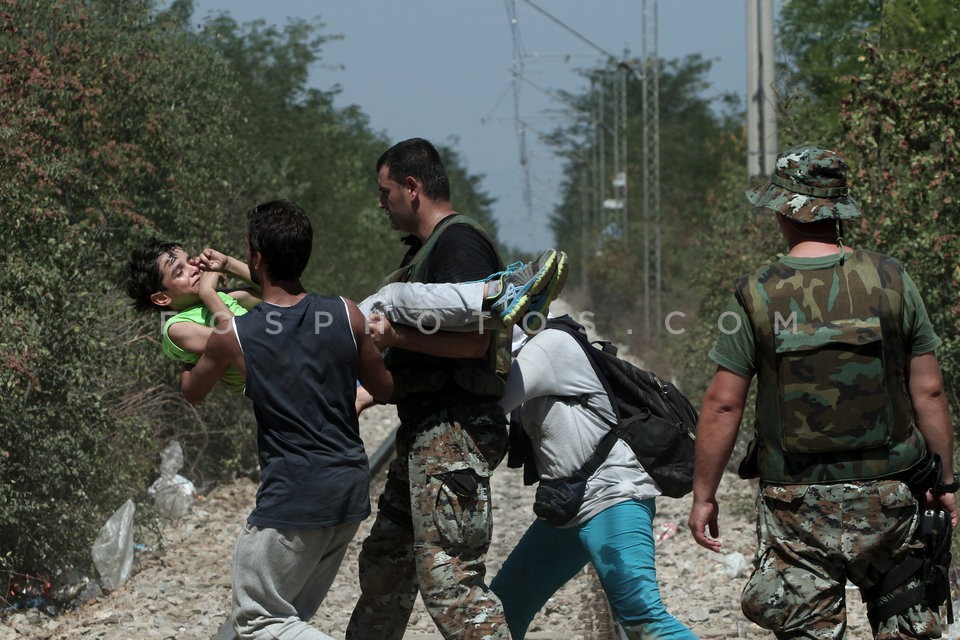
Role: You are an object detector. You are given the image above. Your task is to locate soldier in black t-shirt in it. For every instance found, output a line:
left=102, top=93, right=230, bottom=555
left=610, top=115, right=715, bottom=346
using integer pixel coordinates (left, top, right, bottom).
left=346, top=138, right=511, bottom=640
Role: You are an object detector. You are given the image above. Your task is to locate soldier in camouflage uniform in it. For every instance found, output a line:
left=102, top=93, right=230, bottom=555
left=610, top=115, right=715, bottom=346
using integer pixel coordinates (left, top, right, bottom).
left=346, top=138, right=511, bottom=640
left=687, top=145, right=957, bottom=639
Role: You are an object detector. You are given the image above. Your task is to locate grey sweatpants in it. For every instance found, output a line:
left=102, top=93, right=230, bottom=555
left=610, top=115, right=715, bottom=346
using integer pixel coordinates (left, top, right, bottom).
left=230, top=521, right=360, bottom=640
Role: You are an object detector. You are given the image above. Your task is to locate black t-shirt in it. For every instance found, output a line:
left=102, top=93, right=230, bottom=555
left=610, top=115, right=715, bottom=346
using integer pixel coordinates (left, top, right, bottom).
left=399, top=219, right=500, bottom=284
left=426, top=223, right=500, bottom=282
left=393, top=217, right=503, bottom=415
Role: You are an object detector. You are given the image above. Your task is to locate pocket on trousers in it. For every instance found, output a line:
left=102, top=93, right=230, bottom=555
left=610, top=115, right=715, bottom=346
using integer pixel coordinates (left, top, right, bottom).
left=432, top=471, right=491, bottom=549
left=757, top=483, right=809, bottom=543
left=874, top=480, right=920, bottom=549
left=876, top=480, right=917, bottom=511
left=741, top=538, right=829, bottom=632
left=277, top=529, right=305, bottom=553
left=740, top=545, right=790, bottom=629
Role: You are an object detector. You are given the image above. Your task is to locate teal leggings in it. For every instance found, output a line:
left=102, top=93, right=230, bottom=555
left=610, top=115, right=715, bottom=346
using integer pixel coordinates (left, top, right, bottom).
left=491, top=499, right=696, bottom=639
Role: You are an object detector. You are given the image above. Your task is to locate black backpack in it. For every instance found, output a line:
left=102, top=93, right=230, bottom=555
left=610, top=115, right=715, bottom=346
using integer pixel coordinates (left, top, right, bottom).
left=546, top=316, right=698, bottom=498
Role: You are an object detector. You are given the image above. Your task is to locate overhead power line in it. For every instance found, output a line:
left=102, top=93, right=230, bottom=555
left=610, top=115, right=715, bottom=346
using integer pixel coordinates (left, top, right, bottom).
left=522, top=0, right=621, bottom=62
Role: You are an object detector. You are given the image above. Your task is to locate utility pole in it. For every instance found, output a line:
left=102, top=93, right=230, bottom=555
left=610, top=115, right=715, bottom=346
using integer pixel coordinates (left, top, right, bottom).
left=579, top=165, right=589, bottom=291
left=613, top=60, right=628, bottom=240
left=747, top=0, right=777, bottom=179
left=506, top=0, right=534, bottom=213
left=641, top=0, right=660, bottom=338
left=595, top=72, right=606, bottom=240
left=600, top=66, right=628, bottom=241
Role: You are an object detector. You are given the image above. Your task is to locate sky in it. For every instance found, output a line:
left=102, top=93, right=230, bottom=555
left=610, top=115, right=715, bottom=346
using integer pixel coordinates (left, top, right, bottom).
left=189, top=0, right=752, bottom=252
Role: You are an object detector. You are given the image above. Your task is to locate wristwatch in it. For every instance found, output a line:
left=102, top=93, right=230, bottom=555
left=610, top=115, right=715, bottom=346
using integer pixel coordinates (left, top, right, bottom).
left=932, top=474, right=960, bottom=495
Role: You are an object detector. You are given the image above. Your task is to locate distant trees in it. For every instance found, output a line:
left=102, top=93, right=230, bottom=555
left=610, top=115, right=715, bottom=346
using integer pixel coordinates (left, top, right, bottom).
left=545, top=54, right=744, bottom=365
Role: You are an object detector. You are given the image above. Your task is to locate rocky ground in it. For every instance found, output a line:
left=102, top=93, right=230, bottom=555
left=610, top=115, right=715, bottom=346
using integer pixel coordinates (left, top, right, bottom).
left=0, top=416, right=882, bottom=640
left=1, top=301, right=888, bottom=640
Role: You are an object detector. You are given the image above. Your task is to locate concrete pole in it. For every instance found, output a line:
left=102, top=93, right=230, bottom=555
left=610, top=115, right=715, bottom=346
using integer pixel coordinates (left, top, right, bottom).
left=747, top=0, right=778, bottom=180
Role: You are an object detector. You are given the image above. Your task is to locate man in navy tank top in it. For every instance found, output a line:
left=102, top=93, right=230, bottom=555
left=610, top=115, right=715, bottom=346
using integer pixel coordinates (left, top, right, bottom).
left=182, top=200, right=394, bottom=640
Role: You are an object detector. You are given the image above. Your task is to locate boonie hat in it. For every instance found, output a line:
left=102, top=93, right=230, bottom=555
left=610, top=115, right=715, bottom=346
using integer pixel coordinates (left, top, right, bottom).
left=745, top=144, right=862, bottom=222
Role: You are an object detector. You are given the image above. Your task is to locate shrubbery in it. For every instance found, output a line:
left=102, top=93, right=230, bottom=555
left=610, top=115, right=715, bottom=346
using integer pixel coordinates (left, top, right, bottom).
left=0, top=0, right=500, bottom=594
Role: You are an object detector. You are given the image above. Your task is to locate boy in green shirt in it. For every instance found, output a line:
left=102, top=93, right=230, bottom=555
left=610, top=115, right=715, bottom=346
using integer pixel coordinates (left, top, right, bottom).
left=125, top=238, right=261, bottom=393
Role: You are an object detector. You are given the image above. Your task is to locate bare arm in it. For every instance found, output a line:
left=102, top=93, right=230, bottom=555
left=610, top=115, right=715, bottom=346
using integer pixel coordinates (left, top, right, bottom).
left=197, top=270, right=235, bottom=333
left=346, top=300, right=393, bottom=402
left=165, top=270, right=241, bottom=357
left=367, top=314, right=490, bottom=358
left=166, top=322, right=214, bottom=358
left=181, top=324, right=244, bottom=405
left=688, top=366, right=751, bottom=553
left=227, top=289, right=262, bottom=310
left=195, top=247, right=262, bottom=310
left=909, top=352, right=957, bottom=525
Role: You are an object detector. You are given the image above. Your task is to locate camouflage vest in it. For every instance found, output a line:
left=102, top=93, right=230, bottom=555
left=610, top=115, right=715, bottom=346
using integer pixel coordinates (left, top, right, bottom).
left=736, top=249, right=925, bottom=483
left=382, top=214, right=511, bottom=401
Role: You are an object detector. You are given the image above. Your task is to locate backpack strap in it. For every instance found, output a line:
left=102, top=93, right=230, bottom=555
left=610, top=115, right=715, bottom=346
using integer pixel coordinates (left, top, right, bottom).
left=574, top=427, right=620, bottom=480
left=511, top=316, right=622, bottom=481
left=381, top=213, right=467, bottom=285
left=545, top=316, right=621, bottom=430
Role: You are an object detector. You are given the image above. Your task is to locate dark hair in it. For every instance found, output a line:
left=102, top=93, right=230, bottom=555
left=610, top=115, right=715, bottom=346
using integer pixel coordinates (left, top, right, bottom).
left=247, top=200, right=312, bottom=281
left=124, top=238, right=183, bottom=313
left=376, top=138, right=450, bottom=202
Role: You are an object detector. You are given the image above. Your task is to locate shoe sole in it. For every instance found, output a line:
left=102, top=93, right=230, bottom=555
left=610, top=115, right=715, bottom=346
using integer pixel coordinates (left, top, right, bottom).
left=522, top=251, right=569, bottom=334
left=526, top=249, right=559, bottom=297
left=498, top=249, right=558, bottom=326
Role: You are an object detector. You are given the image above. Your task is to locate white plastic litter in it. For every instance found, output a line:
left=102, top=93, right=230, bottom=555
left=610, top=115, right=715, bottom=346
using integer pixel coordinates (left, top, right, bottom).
left=91, top=498, right=135, bottom=591
left=722, top=551, right=748, bottom=578
left=148, top=440, right=196, bottom=520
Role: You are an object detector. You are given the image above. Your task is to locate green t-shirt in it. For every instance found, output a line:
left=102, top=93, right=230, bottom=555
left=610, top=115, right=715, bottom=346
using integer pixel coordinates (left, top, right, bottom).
left=162, top=291, right=248, bottom=393
left=709, top=252, right=942, bottom=378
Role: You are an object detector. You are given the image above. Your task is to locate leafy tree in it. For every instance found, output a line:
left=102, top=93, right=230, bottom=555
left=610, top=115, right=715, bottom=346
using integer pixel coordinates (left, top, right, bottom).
left=778, top=0, right=960, bottom=144
left=0, top=0, right=250, bottom=579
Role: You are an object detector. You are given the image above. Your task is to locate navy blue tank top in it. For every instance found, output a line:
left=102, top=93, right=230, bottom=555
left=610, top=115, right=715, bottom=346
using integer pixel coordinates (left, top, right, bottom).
left=234, top=293, right=370, bottom=529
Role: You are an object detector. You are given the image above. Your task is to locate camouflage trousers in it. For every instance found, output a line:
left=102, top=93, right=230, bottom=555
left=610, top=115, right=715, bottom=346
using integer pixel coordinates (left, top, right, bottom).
left=741, top=480, right=941, bottom=639
left=346, top=404, right=510, bottom=640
